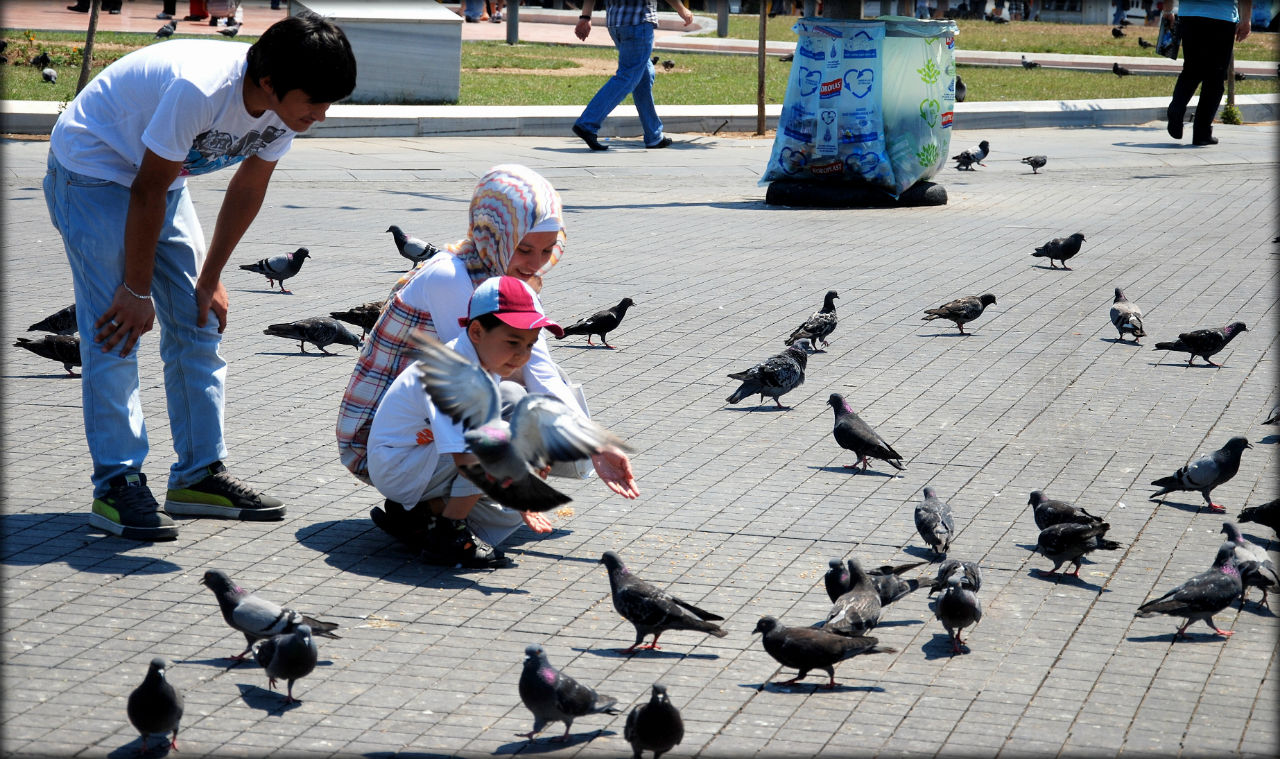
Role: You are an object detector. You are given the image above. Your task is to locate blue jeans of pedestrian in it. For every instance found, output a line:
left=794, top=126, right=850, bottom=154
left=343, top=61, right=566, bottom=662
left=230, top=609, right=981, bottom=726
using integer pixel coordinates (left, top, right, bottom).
left=43, top=153, right=228, bottom=498
left=576, top=23, right=664, bottom=147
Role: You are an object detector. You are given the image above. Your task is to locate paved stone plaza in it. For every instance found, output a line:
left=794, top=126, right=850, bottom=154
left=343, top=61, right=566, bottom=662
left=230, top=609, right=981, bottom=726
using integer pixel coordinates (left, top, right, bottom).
left=3, top=124, right=1277, bottom=758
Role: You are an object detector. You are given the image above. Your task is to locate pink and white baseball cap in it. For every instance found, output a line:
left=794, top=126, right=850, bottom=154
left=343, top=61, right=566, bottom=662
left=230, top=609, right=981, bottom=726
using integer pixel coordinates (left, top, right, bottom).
left=459, top=276, right=564, bottom=338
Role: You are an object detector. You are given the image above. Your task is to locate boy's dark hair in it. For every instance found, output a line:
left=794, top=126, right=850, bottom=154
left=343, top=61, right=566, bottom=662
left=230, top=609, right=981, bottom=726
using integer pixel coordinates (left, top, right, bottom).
left=470, top=313, right=505, bottom=332
left=246, top=13, right=356, bottom=104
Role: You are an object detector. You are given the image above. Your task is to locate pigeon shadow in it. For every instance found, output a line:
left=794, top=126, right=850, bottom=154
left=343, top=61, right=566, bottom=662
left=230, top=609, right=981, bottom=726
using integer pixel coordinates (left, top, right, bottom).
left=233, top=287, right=293, bottom=295
left=922, top=633, right=967, bottom=659
left=493, top=730, right=617, bottom=753
left=918, top=331, right=971, bottom=338
left=1150, top=498, right=1212, bottom=514
left=747, top=680, right=883, bottom=694
left=1016, top=542, right=1039, bottom=553
left=722, top=405, right=791, bottom=413
left=874, top=619, right=925, bottom=628
left=0, top=513, right=182, bottom=574
left=902, top=545, right=943, bottom=561
left=1257, top=434, right=1280, bottom=445
left=255, top=351, right=346, bottom=357
left=1150, top=360, right=1219, bottom=368
left=235, top=683, right=304, bottom=714
left=4, top=372, right=81, bottom=379
left=1031, top=264, right=1072, bottom=271
left=364, top=752, right=453, bottom=759
left=1239, top=600, right=1277, bottom=617
left=573, top=646, right=720, bottom=661
left=505, top=547, right=599, bottom=565
left=808, top=465, right=899, bottom=478
left=108, top=738, right=172, bottom=759
left=1125, top=631, right=1231, bottom=643
left=1025, top=568, right=1108, bottom=593
left=177, top=656, right=253, bottom=670
left=1099, top=337, right=1141, bottom=346
left=557, top=343, right=616, bottom=350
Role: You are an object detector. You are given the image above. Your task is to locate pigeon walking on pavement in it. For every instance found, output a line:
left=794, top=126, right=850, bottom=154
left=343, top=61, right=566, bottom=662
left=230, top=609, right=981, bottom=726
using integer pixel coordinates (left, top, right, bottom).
left=921, top=293, right=997, bottom=334
left=1034, top=522, right=1122, bottom=578
left=1149, top=436, right=1251, bottom=512
left=263, top=316, right=363, bottom=354
left=518, top=644, right=620, bottom=742
left=557, top=297, right=634, bottom=348
left=927, top=558, right=983, bottom=596
left=1154, top=321, right=1247, bottom=367
left=825, top=558, right=928, bottom=607
left=1028, top=490, right=1105, bottom=531
left=934, top=574, right=982, bottom=654
left=1221, top=522, right=1278, bottom=607
left=254, top=625, right=318, bottom=704
left=239, top=247, right=310, bottom=293
left=1109, top=287, right=1147, bottom=342
left=1238, top=499, right=1280, bottom=538
left=27, top=303, right=77, bottom=335
left=330, top=300, right=386, bottom=338
left=952, top=140, right=990, bottom=170
left=199, top=569, right=340, bottom=661
left=725, top=340, right=810, bottom=410
left=1031, top=232, right=1086, bottom=269
left=753, top=616, right=895, bottom=689
left=818, top=557, right=883, bottom=636
left=600, top=551, right=727, bottom=654
left=127, top=658, right=183, bottom=754
left=386, top=225, right=440, bottom=269
left=785, top=290, right=839, bottom=350
left=1135, top=542, right=1242, bottom=639
left=14, top=335, right=81, bottom=376
left=625, top=683, right=684, bottom=759
left=915, top=486, right=955, bottom=557
left=827, top=393, right=905, bottom=473
left=1020, top=155, right=1047, bottom=173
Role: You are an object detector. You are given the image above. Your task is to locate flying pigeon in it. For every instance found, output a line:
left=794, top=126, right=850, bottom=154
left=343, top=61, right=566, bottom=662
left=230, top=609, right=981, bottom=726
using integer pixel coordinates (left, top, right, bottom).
left=625, top=683, right=683, bottom=759
left=915, top=486, right=955, bottom=557
left=330, top=300, right=385, bottom=338
left=921, top=293, right=997, bottom=334
left=1028, top=490, right=1104, bottom=531
left=952, top=139, right=990, bottom=170
left=1113, top=61, right=1132, bottom=76
left=1221, top=522, right=1277, bottom=607
left=557, top=297, right=634, bottom=348
left=927, top=558, right=983, bottom=596
left=156, top=19, right=176, bottom=37
left=1154, top=321, right=1247, bottom=367
left=1020, top=55, right=1040, bottom=69
left=412, top=332, right=630, bottom=512
left=42, top=67, right=57, bottom=84
left=600, top=551, right=727, bottom=654
left=254, top=624, right=318, bottom=704
left=827, top=393, right=905, bottom=473
left=199, top=569, right=340, bottom=661
left=1138, top=36, right=1154, bottom=48
left=386, top=225, right=440, bottom=269
left=218, top=24, right=240, bottom=37
left=1135, top=541, right=1242, bottom=639
left=752, top=616, right=894, bottom=689
left=14, top=334, right=81, bottom=376
left=935, top=574, right=982, bottom=654
left=1149, top=436, right=1251, bottom=512
left=27, top=303, right=77, bottom=335
left=784, top=290, right=838, bottom=350
left=954, top=73, right=966, bottom=102
left=239, top=247, right=310, bottom=293
left=725, top=340, right=810, bottom=410
left=825, top=558, right=928, bottom=606
left=1034, top=521, right=1121, bottom=577
left=1109, top=287, right=1147, bottom=342
left=1238, top=499, right=1280, bottom=538
left=1112, top=26, right=1126, bottom=38
left=662, top=59, right=675, bottom=71
left=127, top=658, right=183, bottom=754
left=263, top=316, right=362, bottom=354
left=31, top=51, right=50, bottom=69
left=1031, top=232, right=1086, bottom=269
left=1020, top=155, right=1047, bottom=173
left=518, top=644, right=619, bottom=742
left=818, top=557, right=882, bottom=636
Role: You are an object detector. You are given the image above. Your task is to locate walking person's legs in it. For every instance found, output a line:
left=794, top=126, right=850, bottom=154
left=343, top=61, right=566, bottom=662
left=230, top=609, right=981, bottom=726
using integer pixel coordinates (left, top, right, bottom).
left=574, top=24, right=652, bottom=149
left=618, top=24, right=669, bottom=148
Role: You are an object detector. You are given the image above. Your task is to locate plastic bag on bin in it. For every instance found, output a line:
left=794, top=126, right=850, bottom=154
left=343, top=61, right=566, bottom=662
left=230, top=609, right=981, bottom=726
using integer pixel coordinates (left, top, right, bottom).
left=881, top=17, right=958, bottom=196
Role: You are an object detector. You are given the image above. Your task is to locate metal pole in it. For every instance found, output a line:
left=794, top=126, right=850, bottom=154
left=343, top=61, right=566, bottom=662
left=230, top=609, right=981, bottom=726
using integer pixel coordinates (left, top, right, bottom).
left=757, top=0, right=767, bottom=134
left=507, top=0, right=519, bottom=44
left=718, top=0, right=729, bottom=38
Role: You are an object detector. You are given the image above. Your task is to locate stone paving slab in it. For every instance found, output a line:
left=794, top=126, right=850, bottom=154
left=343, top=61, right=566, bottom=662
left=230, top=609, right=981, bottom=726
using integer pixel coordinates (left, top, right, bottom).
left=2, top=123, right=1278, bottom=758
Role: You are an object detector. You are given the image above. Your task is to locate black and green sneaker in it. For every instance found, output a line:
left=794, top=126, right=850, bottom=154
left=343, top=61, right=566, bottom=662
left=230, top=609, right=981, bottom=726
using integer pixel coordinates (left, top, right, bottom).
left=90, top=473, right=179, bottom=541
left=164, top=461, right=285, bottom=521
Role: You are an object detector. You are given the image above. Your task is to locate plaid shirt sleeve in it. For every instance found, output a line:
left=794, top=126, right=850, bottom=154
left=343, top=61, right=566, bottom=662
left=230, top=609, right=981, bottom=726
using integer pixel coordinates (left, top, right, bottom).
left=606, top=0, right=660, bottom=27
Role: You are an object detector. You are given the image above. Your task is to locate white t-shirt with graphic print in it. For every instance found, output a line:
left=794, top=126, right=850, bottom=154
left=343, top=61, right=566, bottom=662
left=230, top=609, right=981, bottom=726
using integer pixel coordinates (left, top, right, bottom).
left=50, top=40, right=294, bottom=191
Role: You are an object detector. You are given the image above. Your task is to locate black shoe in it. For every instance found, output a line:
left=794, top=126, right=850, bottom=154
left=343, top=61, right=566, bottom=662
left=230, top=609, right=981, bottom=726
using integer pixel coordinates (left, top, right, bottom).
left=371, top=499, right=435, bottom=548
left=424, top=517, right=510, bottom=568
left=182, top=14, right=207, bottom=21
left=164, top=462, right=285, bottom=521
left=1166, top=106, right=1184, bottom=139
left=67, top=4, right=89, bottom=12
left=645, top=136, right=673, bottom=149
left=572, top=124, right=609, bottom=151
left=1192, top=134, right=1218, bottom=146
left=90, top=473, right=179, bottom=541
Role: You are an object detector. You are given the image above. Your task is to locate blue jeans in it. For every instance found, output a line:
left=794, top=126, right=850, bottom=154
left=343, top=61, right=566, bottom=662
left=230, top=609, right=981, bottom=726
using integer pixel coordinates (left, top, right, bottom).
left=43, top=153, right=228, bottom=497
left=576, top=23, right=664, bottom=147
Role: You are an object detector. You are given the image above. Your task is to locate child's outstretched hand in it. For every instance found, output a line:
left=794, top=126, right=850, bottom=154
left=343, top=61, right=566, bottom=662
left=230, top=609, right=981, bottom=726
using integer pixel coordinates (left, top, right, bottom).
left=591, top=447, right=639, bottom=499
left=521, top=511, right=554, bottom=533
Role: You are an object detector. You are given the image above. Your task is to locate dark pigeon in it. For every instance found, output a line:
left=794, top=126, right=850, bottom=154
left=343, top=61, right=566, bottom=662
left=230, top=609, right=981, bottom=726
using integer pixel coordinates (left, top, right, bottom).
left=651, top=55, right=659, bottom=65
left=1138, top=36, right=1154, bottom=48
left=200, top=569, right=340, bottom=661
left=1028, top=490, right=1104, bottom=531
left=1221, top=522, right=1278, bottom=607
left=935, top=574, right=982, bottom=654
left=785, top=290, right=838, bottom=350
left=27, top=303, right=77, bottom=335
left=1135, top=542, right=1242, bottom=639
left=779, top=52, right=794, bottom=62
left=127, top=657, right=183, bottom=754
left=1020, top=55, right=1040, bottom=69
left=518, top=644, right=619, bottom=742
left=1035, top=521, right=1121, bottom=577
left=1112, top=26, right=1126, bottom=38
left=155, top=19, right=176, bottom=38
left=725, top=340, right=810, bottom=410
left=263, top=316, right=362, bottom=355
left=927, top=558, right=983, bottom=596
left=330, top=300, right=386, bottom=338
left=386, top=224, right=439, bottom=269
left=254, top=624, right=318, bottom=704
left=825, top=558, right=928, bottom=606
left=1238, top=499, right=1280, bottom=538
left=1150, top=436, right=1251, bottom=512
left=827, top=393, right=905, bottom=473
left=239, top=247, right=310, bottom=293
left=218, top=24, right=240, bottom=37
left=624, top=683, right=683, bottom=759
left=954, top=73, right=966, bottom=102
left=1020, top=155, right=1047, bottom=173
left=921, top=293, right=996, bottom=334
left=601, top=551, right=727, bottom=654
left=662, top=59, right=675, bottom=71
left=1154, top=321, right=1247, bottom=367
left=1109, top=287, right=1147, bottom=342
left=1113, top=61, right=1132, bottom=76
left=31, top=51, right=50, bottom=69
left=14, top=334, right=81, bottom=376
left=1031, top=232, right=1086, bottom=269
left=557, top=297, right=634, bottom=348
left=915, top=486, right=955, bottom=557
left=818, top=557, right=882, bottom=636
left=952, top=139, right=990, bottom=170
left=753, top=616, right=895, bottom=689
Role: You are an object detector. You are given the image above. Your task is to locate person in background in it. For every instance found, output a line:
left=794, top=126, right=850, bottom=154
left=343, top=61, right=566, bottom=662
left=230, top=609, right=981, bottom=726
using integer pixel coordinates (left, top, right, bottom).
left=1165, top=0, right=1252, bottom=145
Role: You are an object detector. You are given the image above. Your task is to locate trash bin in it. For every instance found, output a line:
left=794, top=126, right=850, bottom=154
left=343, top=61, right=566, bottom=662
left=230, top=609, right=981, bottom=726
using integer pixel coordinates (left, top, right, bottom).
left=882, top=17, right=958, bottom=195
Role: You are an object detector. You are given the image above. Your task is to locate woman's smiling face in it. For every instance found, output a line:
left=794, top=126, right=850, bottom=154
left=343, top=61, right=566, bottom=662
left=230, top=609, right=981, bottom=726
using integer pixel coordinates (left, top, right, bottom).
left=506, top=229, right=559, bottom=281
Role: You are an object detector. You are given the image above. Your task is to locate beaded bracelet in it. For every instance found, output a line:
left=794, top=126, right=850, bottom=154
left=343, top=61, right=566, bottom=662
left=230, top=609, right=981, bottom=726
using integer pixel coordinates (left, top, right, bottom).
left=123, top=283, right=152, bottom=301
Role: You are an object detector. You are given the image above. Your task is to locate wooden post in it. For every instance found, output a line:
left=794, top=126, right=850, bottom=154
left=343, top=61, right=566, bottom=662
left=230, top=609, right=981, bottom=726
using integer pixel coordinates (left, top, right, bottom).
left=757, top=0, right=767, bottom=134
left=76, top=0, right=101, bottom=96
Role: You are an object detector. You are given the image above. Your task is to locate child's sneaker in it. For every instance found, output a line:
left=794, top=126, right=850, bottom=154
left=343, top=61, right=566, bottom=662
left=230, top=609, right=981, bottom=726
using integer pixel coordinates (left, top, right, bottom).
left=165, top=462, right=285, bottom=521
left=90, top=473, right=179, bottom=541
left=424, top=517, right=510, bottom=568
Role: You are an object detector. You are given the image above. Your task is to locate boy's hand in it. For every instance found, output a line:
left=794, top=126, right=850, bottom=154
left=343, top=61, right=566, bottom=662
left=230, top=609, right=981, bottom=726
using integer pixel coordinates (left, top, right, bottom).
left=521, top=511, right=554, bottom=533
left=592, top=447, right=639, bottom=499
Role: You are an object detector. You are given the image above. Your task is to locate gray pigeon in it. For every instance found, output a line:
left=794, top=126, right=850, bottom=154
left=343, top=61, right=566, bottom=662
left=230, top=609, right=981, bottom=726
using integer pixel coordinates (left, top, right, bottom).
left=952, top=139, right=990, bottom=170
left=1154, top=321, right=1247, bottom=367
left=254, top=624, right=318, bottom=704
left=1020, top=54, right=1040, bottom=69
left=819, top=557, right=882, bottom=636
left=14, top=334, right=81, bottom=376
left=27, top=303, right=77, bottom=335
left=915, top=486, right=955, bottom=557
left=1031, top=232, right=1086, bottom=269
left=927, top=558, right=982, bottom=596
left=921, top=293, right=997, bottom=334
left=413, top=332, right=630, bottom=512
left=784, top=290, right=838, bottom=350
left=753, top=616, right=895, bottom=689
left=954, top=73, right=966, bottom=102
left=263, top=316, right=362, bottom=354
left=1135, top=542, right=1242, bottom=639
left=200, top=569, right=340, bottom=661
left=1028, top=490, right=1104, bottom=531
left=386, top=224, right=439, bottom=269
left=1035, top=521, right=1121, bottom=577
left=330, top=300, right=386, bottom=338
left=1109, top=287, right=1147, bottom=342
left=600, top=551, right=727, bottom=653
left=825, top=558, right=928, bottom=606
left=934, top=574, right=982, bottom=654
left=557, top=298, right=635, bottom=348
left=1020, top=155, right=1047, bottom=173
left=827, top=393, right=905, bottom=473
left=155, top=19, right=176, bottom=38
left=624, top=683, right=683, bottom=759
left=518, top=644, right=620, bottom=742
left=1221, top=522, right=1278, bottom=607
left=127, top=657, right=183, bottom=753
left=1149, top=436, right=1252, bottom=512
left=239, top=247, right=310, bottom=293
left=1238, top=499, right=1280, bottom=538
left=1263, top=405, right=1280, bottom=425
left=725, top=339, right=810, bottom=409
left=218, top=23, right=240, bottom=37
left=41, top=67, right=56, bottom=84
